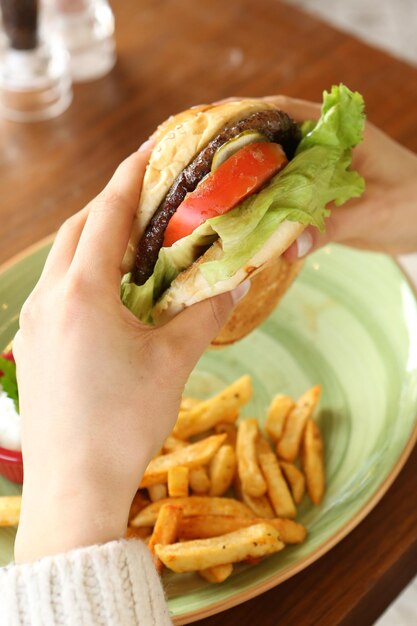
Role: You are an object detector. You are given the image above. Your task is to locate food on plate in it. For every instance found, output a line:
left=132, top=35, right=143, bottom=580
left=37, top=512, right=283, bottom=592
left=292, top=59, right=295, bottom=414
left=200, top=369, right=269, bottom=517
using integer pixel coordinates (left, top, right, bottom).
left=214, top=422, right=237, bottom=447
left=177, top=515, right=306, bottom=544
left=234, top=475, right=275, bottom=519
left=148, top=503, right=183, bottom=574
left=126, top=377, right=325, bottom=582
left=173, top=375, right=252, bottom=439
left=0, top=351, right=21, bottom=453
left=276, top=385, right=321, bottom=462
left=154, top=523, right=285, bottom=574
left=147, top=483, right=168, bottom=502
left=131, top=496, right=254, bottom=528
left=188, top=466, right=211, bottom=494
left=128, top=490, right=151, bottom=522
left=265, top=394, right=294, bottom=443
left=257, top=437, right=297, bottom=519
left=139, top=433, right=226, bottom=488
left=208, top=443, right=236, bottom=497
left=301, top=419, right=325, bottom=505
left=167, top=466, right=190, bottom=498
left=279, top=461, right=306, bottom=505
left=199, top=562, right=234, bottom=583
left=236, top=418, right=267, bottom=497
left=121, top=85, right=365, bottom=345
left=0, top=377, right=326, bottom=586
left=0, top=495, right=21, bottom=527
left=162, top=435, right=187, bottom=453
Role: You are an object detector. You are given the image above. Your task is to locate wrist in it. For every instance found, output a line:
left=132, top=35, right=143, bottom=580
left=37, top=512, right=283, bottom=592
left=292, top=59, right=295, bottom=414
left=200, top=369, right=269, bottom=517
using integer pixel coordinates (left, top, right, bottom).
left=15, top=472, right=133, bottom=563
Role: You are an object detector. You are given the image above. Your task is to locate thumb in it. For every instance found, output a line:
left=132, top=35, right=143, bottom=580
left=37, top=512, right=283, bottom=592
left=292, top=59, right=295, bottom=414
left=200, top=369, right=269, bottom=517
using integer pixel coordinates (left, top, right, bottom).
left=162, top=280, right=251, bottom=367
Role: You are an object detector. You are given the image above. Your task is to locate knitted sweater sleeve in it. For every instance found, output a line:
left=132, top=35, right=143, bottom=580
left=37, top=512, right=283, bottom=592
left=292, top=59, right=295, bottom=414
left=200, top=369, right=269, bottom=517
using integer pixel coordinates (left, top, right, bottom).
left=0, top=539, right=173, bottom=626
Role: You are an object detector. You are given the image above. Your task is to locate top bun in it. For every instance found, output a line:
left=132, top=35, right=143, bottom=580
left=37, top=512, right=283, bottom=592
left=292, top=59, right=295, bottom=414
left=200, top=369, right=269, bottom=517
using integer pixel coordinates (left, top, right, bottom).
left=124, top=98, right=305, bottom=345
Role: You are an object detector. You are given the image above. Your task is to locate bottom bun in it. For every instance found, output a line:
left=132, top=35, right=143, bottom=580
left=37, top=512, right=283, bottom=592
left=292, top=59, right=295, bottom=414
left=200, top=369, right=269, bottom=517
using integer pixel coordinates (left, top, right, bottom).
left=153, top=220, right=306, bottom=325
left=211, top=256, right=304, bottom=347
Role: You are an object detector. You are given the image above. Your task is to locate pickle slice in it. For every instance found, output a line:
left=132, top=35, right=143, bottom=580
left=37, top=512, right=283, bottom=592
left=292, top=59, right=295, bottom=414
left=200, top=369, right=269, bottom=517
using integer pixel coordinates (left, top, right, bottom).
left=211, top=130, right=267, bottom=171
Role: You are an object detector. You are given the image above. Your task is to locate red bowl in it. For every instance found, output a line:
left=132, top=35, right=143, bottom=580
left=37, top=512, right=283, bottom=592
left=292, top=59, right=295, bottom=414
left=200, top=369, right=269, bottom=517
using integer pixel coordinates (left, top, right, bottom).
left=0, top=446, right=23, bottom=484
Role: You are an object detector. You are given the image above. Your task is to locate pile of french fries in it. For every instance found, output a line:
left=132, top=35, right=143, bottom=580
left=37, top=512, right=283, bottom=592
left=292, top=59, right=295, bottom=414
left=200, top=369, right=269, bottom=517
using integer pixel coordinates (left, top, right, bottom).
left=126, top=375, right=325, bottom=582
left=0, top=375, right=325, bottom=583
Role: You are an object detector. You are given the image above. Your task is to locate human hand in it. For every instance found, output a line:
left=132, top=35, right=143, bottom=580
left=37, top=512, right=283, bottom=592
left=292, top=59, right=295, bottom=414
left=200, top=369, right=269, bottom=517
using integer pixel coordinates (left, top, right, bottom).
left=14, top=142, right=247, bottom=563
left=263, top=95, right=417, bottom=259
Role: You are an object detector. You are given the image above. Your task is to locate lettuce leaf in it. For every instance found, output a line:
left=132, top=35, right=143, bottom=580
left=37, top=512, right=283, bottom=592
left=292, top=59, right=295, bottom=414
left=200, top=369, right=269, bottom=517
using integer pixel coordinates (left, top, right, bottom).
left=122, top=84, right=365, bottom=323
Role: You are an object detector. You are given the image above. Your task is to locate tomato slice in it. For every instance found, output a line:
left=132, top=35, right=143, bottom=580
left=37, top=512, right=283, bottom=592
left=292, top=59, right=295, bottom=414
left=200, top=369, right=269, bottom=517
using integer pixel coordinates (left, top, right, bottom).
left=0, top=351, right=14, bottom=377
left=163, top=141, right=288, bottom=246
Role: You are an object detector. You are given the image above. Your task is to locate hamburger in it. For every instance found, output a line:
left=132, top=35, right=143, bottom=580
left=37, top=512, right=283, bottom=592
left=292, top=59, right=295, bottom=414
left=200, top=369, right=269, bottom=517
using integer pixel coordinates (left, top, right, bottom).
left=121, top=84, right=365, bottom=345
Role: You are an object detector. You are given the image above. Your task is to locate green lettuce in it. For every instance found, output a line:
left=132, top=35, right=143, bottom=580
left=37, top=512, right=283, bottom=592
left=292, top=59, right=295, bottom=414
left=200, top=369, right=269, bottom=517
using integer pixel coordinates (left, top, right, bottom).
left=122, top=84, right=365, bottom=323
left=0, top=356, right=19, bottom=412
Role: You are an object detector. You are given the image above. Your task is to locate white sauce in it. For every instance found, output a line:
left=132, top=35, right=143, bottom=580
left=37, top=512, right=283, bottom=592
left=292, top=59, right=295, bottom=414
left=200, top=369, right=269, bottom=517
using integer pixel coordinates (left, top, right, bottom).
left=0, top=385, right=21, bottom=451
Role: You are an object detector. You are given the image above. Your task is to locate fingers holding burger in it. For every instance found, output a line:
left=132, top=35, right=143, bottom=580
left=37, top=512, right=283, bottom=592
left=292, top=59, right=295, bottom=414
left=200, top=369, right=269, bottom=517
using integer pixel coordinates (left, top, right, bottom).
left=121, top=85, right=366, bottom=345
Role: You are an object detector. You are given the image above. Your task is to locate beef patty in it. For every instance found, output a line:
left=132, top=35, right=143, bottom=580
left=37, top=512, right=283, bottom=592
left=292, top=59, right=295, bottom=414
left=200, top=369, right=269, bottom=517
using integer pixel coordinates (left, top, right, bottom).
left=133, top=109, right=301, bottom=285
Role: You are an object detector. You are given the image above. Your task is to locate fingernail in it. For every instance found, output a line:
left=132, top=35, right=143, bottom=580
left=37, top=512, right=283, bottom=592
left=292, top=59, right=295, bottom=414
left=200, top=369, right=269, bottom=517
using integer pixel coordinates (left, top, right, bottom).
left=296, top=230, right=313, bottom=258
left=231, top=279, right=251, bottom=305
left=138, top=138, right=155, bottom=152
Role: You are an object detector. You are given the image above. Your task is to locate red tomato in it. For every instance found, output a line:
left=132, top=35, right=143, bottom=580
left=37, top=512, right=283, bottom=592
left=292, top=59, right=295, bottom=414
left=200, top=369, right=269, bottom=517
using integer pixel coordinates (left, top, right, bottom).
left=0, top=351, right=14, bottom=377
left=163, top=142, right=287, bottom=246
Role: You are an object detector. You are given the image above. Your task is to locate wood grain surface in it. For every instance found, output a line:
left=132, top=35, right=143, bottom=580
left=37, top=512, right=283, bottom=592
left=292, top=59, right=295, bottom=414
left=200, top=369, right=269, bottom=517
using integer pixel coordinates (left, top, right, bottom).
left=1, top=0, right=417, bottom=624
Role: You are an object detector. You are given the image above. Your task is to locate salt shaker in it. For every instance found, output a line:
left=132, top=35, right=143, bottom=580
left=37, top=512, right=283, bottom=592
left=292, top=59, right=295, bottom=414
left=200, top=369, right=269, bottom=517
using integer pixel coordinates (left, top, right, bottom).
left=0, top=0, right=72, bottom=122
left=50, top=0, right=116, bottom=82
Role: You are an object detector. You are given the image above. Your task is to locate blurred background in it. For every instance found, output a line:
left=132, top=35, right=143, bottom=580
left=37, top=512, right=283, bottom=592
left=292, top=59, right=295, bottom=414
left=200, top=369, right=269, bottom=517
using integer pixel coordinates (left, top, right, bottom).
left=285, top=0, right=417, bottom=65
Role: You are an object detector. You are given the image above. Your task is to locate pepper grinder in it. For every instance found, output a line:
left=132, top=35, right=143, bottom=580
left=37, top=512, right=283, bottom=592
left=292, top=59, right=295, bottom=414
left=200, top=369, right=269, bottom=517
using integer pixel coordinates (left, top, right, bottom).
left=0, top=0, right=72, bottom=122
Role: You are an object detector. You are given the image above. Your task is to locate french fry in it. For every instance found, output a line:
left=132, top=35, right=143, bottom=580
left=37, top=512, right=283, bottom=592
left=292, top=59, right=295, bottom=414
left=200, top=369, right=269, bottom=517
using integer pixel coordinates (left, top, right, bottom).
left=0, top=495, right=21, bottom=527
left=162, top=435, right=187, bottom=453
left=180, top=397, right=201, bottom=411
left=140, top=434, right=227, bottom=488
left=199, top=563, right=234, bottom=583
left=179, top=515, right=307, bottom=544
left=129, top=490, right=151, bottom=522
left=131, top=496, right=253, bottom=527
left=148, top=504, right=183, bottom=574
left=277, top=386, right=321, bottom=462
left=154, top=523, right=284, bottom=573
left=163, top=437, right=213, bottom=498
left=173, top=376, right=252, bottom=439
left=265, top=394, right=294, bottom=443
left=233, top=474, right=274, bottom=518
left=301, top=419, right=325, bottom=505
left=209, top=444, right=236, bottom=497
left=148, top=484, right=168, bottom=502
left=125, top=526, right=152, bottom=540
left=168, top=466, right=189, bottom=498
left=163, top=440, right=211, bottom=492
left=257, top=437, right=296, bottom=519
left=214, top=422, right=237, bottom=447
left=236, top=419, right=267, bottom=497
left=189, top=467, right=211, bottom=494
left=240, top=492, right=275, bottom=519
left=279, top=461, right=306, bottom=505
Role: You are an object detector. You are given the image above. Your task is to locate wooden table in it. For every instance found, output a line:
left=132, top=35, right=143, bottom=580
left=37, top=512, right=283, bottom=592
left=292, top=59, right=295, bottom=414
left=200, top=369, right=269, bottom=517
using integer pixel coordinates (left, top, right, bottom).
left=1, top=0, right=417, bottom=623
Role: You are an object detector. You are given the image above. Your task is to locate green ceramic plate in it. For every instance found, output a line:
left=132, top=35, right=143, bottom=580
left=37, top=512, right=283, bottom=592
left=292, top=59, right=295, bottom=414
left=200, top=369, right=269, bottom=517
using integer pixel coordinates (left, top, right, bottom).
left=1, top=241, right=417, bottom=624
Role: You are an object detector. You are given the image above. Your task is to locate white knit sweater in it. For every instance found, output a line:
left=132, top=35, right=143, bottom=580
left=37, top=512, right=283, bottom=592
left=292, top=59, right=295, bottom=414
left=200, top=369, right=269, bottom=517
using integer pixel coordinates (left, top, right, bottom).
left=0, top=539, right=173, bottom=626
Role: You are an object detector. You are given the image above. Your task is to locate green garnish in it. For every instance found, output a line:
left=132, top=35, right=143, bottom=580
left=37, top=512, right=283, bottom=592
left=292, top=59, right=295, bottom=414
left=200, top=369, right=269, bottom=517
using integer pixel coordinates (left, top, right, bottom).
left=0, top=356, right=19, bottom=412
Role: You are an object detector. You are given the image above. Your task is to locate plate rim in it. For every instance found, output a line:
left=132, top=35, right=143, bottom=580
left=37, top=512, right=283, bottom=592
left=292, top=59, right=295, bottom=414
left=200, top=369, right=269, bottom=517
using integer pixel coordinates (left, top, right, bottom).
left=1, top=238, right=417, bottom=624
